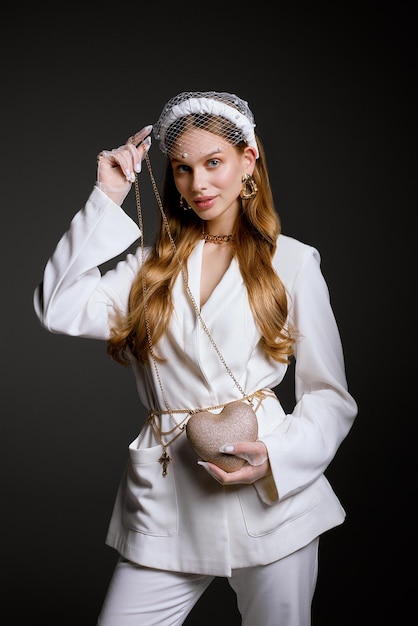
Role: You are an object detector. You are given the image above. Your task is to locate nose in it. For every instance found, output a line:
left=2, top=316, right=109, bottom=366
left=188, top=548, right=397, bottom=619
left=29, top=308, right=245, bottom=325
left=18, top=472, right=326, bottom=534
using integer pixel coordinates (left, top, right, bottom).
left=191, top=170, right=207, bottom=192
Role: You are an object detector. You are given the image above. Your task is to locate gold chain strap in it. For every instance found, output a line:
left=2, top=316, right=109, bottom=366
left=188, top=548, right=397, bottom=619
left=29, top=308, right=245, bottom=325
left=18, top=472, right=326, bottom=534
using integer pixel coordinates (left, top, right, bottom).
left=134, top=150, right=250, bottom=475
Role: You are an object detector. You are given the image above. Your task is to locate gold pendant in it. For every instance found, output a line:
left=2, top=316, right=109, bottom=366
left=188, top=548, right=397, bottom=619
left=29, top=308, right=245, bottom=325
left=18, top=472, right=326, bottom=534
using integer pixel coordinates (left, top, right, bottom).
left=159, top=448, right=172, bottom=476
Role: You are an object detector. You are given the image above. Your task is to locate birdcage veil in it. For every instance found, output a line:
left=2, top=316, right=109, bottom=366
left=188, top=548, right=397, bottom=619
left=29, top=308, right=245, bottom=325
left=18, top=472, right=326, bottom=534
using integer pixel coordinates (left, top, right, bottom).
left=153, top=91, right=259, bottom=159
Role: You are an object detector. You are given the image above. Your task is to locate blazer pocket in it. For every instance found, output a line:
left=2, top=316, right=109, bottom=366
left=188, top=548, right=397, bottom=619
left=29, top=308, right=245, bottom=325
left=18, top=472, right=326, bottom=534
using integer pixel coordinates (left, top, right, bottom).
left=123, top=434, right=179, bottom=537
left=238, top=484, right=320, bottom=537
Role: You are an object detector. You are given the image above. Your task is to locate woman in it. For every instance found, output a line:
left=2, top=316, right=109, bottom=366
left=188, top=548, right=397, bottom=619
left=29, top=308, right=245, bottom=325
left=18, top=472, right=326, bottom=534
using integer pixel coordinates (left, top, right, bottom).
left=33, top=91, right=357, bottom=625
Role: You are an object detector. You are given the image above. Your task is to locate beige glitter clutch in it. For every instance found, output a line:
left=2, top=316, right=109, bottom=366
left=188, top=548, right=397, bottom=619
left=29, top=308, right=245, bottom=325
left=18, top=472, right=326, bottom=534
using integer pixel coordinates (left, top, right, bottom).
left=186, top=400, right=258, bottom=472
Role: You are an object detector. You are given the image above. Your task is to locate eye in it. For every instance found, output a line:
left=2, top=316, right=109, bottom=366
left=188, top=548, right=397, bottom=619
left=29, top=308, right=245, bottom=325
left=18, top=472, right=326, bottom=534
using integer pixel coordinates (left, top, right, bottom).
left=175, top=164, right=191, bottom=174
left=207, top=158, right=221, bottom=168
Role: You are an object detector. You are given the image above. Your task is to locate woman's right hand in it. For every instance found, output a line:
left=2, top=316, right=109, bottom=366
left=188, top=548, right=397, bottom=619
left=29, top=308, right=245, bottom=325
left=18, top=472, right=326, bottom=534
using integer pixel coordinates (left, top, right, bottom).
left=96, top=125, right=153, bottom=205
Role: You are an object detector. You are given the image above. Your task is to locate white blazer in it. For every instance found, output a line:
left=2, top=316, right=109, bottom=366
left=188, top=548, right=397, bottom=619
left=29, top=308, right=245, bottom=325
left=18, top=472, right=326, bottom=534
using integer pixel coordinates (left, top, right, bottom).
left=34, top=186, right=358, bottom=577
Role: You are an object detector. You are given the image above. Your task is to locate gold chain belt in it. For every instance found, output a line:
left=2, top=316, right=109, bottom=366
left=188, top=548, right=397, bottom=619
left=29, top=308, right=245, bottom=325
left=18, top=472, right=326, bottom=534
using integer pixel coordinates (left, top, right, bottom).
left=145, top=388, right=277, bottom=475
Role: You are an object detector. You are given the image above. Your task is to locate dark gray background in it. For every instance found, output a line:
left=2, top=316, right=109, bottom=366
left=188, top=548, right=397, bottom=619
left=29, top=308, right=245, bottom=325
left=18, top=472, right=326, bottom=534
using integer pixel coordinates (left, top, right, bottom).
left=2, top=3, right=415, bottom=624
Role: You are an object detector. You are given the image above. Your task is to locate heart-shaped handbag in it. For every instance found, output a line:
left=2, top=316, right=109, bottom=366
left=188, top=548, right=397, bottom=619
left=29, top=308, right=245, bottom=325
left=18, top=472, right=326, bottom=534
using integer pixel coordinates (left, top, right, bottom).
left=186, top=400, right=258, bottom=472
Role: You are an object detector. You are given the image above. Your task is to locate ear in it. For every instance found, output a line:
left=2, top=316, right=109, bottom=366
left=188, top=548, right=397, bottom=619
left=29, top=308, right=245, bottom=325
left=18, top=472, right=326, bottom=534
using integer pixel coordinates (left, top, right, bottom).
left=243, top=146, right=258, bottom=175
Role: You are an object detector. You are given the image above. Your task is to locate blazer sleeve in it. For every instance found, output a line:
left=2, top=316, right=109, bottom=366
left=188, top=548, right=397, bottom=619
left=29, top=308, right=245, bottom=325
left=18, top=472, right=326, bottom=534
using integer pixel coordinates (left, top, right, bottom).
left=33, top=185, right=142, bottom=340
left=258, top=243, right=358, bottom=504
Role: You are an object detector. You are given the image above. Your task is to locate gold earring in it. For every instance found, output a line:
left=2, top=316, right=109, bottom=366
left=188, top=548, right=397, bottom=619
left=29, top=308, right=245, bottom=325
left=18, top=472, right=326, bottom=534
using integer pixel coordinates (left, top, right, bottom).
left=240, top=173, right=258, bottom=199
left=179, top=195, right=191, bottom=211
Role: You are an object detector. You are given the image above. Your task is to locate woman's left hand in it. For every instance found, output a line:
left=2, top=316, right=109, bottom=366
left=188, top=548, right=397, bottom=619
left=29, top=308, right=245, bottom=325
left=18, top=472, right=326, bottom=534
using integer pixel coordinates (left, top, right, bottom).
left=198, top=441, right=270, bottom=485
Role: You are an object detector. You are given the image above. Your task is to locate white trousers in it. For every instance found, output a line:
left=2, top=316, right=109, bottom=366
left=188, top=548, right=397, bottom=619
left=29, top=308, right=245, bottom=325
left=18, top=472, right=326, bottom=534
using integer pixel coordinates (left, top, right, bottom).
left=97, top=537, right=319, bottom=626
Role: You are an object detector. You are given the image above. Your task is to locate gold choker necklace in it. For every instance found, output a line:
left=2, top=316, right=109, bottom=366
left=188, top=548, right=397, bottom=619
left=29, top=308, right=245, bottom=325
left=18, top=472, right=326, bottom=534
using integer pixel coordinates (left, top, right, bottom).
left=202, top=232, right=235, bottom=244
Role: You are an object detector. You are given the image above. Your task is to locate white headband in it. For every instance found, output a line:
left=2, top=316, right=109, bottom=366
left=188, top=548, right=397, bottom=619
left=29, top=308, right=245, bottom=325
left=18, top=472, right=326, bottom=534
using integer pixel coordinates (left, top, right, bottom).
left=154, top=95, right=259, bottom=159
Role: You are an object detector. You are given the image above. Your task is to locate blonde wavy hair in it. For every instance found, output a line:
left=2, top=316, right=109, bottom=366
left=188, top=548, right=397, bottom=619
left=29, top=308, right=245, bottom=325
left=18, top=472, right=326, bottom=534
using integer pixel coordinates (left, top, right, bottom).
left=107, top=126, right=296, bottom=366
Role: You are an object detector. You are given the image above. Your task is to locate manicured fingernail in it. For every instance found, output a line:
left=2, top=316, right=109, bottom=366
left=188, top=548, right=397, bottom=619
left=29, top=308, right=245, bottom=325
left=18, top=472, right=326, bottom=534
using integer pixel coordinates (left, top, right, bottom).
left=197, top=461, right=217, bottom=478
left=126, top=171, right=135, bottom=182
left=219, top=445, right=234, bottom=453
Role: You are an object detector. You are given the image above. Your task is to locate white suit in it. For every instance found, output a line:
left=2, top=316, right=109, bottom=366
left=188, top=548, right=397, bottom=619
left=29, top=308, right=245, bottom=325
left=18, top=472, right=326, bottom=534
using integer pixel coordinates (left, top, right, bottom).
left=33, top=185, right=357, bottom=578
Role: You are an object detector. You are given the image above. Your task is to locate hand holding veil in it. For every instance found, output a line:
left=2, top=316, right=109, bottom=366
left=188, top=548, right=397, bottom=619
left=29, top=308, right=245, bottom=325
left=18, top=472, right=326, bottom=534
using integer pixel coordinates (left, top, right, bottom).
left=96, top=125, right=152, bottom=205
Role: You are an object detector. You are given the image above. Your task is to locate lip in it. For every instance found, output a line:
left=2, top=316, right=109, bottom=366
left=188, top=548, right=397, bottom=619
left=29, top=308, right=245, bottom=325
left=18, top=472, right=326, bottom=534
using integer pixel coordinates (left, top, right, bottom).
left=193, top=196, right=216, bottom=210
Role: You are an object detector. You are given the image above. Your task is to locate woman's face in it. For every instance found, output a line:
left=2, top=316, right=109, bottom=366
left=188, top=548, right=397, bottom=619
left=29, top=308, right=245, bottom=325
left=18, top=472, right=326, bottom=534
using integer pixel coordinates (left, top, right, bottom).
left=170, top=127, right=256, bottom=229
